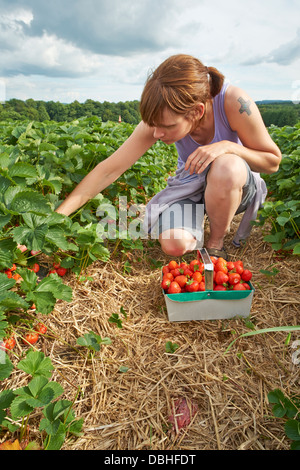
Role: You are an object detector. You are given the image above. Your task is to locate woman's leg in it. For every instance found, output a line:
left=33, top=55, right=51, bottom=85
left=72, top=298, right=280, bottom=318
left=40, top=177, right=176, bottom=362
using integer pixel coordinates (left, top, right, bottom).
left=159, top=228, right=197, bottom=257
left=204, top=154, right=248, bottom=251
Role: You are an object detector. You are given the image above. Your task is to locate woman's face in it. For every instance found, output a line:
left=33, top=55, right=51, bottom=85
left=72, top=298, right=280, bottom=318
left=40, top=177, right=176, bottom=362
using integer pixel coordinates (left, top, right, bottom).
left=150, top=108, right=193, bottom=144
left=150, top=105, right=204, bottom=144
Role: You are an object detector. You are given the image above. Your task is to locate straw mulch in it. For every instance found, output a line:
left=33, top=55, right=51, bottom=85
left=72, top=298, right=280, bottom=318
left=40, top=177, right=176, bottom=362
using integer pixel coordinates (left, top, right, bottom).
left=4, top=218, right=300, bottom=450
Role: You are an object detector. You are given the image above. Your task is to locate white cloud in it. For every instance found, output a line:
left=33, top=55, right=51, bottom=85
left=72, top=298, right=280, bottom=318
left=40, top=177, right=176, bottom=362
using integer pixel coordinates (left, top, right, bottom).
left=0, top=0, right=299, bottom=102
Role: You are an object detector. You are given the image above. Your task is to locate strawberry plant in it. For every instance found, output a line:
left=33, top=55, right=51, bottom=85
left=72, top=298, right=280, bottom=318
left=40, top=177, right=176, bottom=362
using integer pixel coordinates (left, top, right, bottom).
left=256, top=122, right=300, bottom=255
left=268, top=388, right=300, bottom=450
left=76, top=331, right=112, bottom=355
left=0, top=350, right=83, bottom=450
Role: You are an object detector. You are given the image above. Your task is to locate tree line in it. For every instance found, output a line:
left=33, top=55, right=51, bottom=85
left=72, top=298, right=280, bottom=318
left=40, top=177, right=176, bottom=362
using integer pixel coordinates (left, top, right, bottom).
left=0, top=97, right=299, bottom=127
left=0, top=98, right=141, bottom=124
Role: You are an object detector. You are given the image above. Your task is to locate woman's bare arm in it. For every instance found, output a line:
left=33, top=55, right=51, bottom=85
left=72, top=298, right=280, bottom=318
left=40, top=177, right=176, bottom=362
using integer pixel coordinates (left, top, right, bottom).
left=55, top=121, right=157, bottom=216
left=224, top=85, right=282, bottom=174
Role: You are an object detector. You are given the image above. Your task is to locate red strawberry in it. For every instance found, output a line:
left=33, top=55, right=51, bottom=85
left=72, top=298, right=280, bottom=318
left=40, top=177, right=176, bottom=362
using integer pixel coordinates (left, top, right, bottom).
left=56, top=267, right=67, bottom=276
left=22, top=332, right=39, bottom=345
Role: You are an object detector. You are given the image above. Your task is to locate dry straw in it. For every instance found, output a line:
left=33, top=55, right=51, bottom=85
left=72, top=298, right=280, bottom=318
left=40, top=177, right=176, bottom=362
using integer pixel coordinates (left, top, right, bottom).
left=2, top=217, right=300, bottom=450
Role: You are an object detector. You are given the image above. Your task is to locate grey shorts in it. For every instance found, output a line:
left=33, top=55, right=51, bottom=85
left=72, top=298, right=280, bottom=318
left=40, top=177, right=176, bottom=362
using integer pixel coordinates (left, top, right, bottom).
left=158, top=160, right=257, bottom=241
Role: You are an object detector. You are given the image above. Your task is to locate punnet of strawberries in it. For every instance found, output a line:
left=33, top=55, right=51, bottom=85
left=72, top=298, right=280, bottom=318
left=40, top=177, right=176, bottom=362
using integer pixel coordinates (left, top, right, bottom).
left=161, top=256, right=253, bottom=294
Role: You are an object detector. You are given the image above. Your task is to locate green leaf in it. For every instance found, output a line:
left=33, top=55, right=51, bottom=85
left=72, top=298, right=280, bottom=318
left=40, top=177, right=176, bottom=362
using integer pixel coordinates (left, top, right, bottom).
left=0, top=290, right=29, bottom=311
left=0, top=214, right=11, bottom=230
left=13, top=224, right=48, bottom=251
left=8, top=162, right=38, bottom=179
left=0, top=176, right=12, bottom=196
left=35, top=274, right=73, bottom=302
left=10, top=396, right=34, bottom=418
left=0, top=240, right=15, bottom=270
left=76, top=331, right=111, bottom=351
left=108, top=313, right=123, bottom=328
left=26, top=291, right=57, bottom=315
left=0, top=353, right=13, bottom=380
left=0, top=272, right=16, bottom=291
left=165, top=341, right=179, bottom=354
left=224, top=326, right=300, bottom=354
left=43, top=421, right=66, bottom=450
left=27, top=375, right=49, bottom=397
left=45, top=226, right=73, bottom=250
left=18, top=268, right=38, bottom=292
left=285, top=419, right=300, bottom=441
left=26, top=381, right=63, bottom=408
left=42, top=399, right=72, bottom=424
left=0, top=389, right=15, bottom=410
left=17, top=350, right=54, bottom=378
left=7, top=190, right=51, bottom=216
left=293, top=243, right=300, bottom=255
left=0, top=312, right=8, bottom=340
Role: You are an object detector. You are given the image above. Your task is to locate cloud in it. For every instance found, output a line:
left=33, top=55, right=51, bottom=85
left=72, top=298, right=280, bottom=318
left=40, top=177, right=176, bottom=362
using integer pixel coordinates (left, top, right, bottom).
left=1, top=0, right=184, bottom=54
left=0, top=0, right=187, bottom=79
left=0, top=0, right=299, bottom=103
left=241, top=28, right=300, bottom=66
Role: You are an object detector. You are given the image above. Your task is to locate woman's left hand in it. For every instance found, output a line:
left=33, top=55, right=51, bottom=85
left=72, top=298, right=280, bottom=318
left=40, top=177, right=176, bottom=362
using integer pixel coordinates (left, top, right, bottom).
left=184, top=140, right=233, bottom=174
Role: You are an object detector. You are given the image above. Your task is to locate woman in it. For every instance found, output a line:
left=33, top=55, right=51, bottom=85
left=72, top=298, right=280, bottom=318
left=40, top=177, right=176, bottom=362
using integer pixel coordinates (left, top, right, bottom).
left=56, top=54, right=281, bottom=259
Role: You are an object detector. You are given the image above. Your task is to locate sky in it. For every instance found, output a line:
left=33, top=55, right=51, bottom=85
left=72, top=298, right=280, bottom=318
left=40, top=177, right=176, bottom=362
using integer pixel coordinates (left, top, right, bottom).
left=0, top=0, right=299, bottom=104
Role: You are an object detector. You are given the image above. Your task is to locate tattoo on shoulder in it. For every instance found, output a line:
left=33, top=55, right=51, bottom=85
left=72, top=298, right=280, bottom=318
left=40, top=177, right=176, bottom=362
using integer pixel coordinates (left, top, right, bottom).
left=238, top=97, right=252, bottom=116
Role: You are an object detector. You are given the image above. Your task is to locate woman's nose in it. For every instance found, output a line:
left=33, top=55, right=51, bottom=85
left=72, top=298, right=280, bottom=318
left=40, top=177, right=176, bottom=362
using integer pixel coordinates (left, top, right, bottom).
left=153, top=127, right=165, bottom=139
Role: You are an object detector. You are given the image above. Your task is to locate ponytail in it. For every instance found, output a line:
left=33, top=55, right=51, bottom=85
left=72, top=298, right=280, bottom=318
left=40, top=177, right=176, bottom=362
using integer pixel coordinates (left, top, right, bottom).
left=207, top=66, right=225, bottom=98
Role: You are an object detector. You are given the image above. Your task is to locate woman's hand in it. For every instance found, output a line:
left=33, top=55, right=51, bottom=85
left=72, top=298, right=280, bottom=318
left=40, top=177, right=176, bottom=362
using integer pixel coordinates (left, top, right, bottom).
left=184, top=140, right=233, bottom=174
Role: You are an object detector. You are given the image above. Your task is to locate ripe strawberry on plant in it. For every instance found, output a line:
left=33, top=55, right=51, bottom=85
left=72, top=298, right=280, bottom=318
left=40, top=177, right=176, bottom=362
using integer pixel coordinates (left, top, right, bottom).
left=56, top=267, right=67, bottom=277
left=34, top=323, right=47, bottom=335
left=32, top=263, right=40, bottom=273
left=22, top=332, right=39, bottom=345
left=0, top=335, right=16, bottom=351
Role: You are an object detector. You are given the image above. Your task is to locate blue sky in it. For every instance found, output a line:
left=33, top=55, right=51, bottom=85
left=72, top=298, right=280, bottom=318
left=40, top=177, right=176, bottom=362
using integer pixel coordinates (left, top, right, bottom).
left=0, top=0, right=299, bottom=103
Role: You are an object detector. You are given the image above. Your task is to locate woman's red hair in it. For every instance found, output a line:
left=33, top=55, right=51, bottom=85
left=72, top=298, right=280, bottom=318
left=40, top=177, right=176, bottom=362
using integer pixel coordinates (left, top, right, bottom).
left=140, top=54, right=224, bottom=126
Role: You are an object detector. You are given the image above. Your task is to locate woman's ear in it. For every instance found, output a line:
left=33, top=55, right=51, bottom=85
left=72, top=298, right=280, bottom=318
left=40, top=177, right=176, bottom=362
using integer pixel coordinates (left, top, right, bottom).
left=194, top=103, right=205, bottom=120
left=187, top=103, right=205, bottom=124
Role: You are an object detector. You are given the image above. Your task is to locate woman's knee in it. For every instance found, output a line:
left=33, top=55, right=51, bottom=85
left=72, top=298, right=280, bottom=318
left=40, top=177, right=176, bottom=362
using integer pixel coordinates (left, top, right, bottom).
left=207, top=154, right=248, bottom=190
left=159, top=229, right=197, bottom=256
